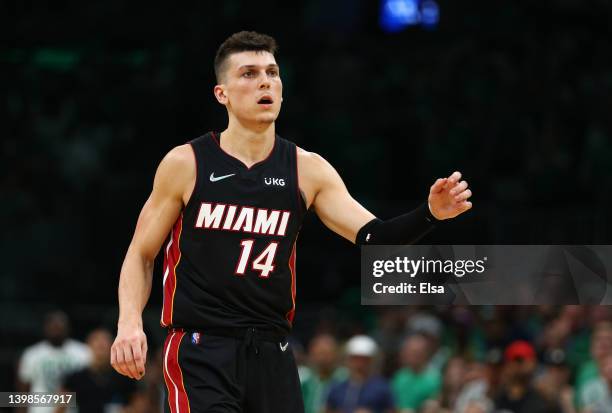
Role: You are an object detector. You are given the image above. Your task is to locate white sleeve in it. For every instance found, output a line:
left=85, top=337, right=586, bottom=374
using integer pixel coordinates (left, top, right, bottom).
left=17, top=349, right=35, bottom=384
left=72, top=341, right=92, bottom=368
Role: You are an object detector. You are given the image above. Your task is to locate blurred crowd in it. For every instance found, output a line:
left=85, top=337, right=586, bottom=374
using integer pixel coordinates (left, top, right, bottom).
left=14, top=305, right=612, bottom=413
left=294, top=305, right=612, bottom=413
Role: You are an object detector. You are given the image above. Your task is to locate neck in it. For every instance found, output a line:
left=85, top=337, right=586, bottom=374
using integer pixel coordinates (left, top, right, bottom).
left=507, top=382, right=527, bottom=399
left=318, top=367, right=334, bottom=380
left=221, top=117, right=275, bottom=168
left=350, top=371, right=368, bottom=383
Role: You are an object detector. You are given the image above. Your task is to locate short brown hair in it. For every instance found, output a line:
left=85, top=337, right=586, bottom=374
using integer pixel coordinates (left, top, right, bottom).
left=214, top=31, right=278, bottom=82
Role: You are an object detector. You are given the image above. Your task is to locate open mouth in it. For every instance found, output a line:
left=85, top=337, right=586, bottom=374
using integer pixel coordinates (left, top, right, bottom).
left=257, top=96, right=274, bottom=104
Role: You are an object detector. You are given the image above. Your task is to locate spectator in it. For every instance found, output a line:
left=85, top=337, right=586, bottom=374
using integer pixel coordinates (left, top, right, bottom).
left=391, top=333, right=441, bottom=412
left=453, top=348, right=502, bottom=413
left=55, top=328, right=137, bottom=413
left=302, top=334, right=348, bottom=413
left=406, top=312, right=449, bottom=371
left=579, top=352, right=612, bottom=413
left=494, top=340, right=561, bottom=413
left=576, top=321, right=612, bottom=407
left=326, top=335, right=395, bottom=413
left=439, top=357, right=467, bottom=410
left=17, top=311, right=90, bottom=413
left=419, top=357, right=466, bottom=413
left=534, top=349, right=575, bottom=413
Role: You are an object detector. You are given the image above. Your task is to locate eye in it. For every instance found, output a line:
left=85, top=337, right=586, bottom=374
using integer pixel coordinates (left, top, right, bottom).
left=242, top=71, right=254, bottom=78
left=267, top=69, right=279, bottom=77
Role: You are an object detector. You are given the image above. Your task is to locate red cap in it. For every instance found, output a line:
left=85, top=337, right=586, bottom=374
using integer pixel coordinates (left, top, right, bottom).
left=504, top=340, right=536, bottom=362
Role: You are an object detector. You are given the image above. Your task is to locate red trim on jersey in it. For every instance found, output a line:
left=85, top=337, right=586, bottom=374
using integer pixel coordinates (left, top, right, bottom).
left=295, top=145, right=306, bottom=211
left=211, top=131, right=277, bottom=170
left=163, top=331, right=190, bottom=413
left=161, top=214, right=184, bottom=327
left=184, top=142, right=198, bottom=209
left=285, top=241, right=297, bottom=325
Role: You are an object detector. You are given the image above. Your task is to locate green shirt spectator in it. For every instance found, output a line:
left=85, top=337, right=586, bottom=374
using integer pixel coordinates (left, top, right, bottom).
left=391, top=333, right=441, bottom=411
left=301, top=366, right=348, bottom=413
left=391, top=366, right=441, bottom=410
left=300, top=334, right=348, bottom=413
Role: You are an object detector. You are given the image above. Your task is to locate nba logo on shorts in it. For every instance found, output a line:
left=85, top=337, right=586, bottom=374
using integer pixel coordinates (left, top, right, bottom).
left=191, top=332, right=201, bottom=344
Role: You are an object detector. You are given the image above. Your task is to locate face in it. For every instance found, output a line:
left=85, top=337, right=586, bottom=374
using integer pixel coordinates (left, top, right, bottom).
left=309, top=335, right=338, bottom=372
left=214, top=51, right=283, bottom=128
left=592, top=327, right=612, bottom=361
left=504, top=358, right=535, bottom=383
left=44, top=313, right=69, bottom=346
left=401, top=335, right=429, bottom=371
left=347, top=355, right=373, bottom=378
left=444, top=357, right=466, bottom=388
left=601, top=354, right=612, bottom=382
left=87, top=329, right=112, bottom=366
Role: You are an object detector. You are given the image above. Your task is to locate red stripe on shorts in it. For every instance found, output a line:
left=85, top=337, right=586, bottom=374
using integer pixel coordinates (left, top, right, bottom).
left=163, top=330, right=190, bottom=413
left=161, top=213, right=184, bottom=326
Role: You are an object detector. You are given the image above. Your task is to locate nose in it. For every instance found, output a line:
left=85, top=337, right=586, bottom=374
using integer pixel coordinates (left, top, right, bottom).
left=259, top=75, right=271, bottom=89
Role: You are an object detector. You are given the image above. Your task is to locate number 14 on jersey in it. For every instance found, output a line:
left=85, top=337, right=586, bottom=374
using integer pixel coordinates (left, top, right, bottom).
left=235, top=240, right=279, bottom=278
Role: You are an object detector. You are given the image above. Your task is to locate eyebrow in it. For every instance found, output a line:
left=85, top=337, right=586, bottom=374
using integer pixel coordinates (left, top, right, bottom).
left=237, top=64, right=279, bottom=70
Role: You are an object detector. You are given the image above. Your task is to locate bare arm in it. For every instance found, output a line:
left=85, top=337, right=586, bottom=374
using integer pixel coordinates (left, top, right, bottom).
left=298, top=150, right=375, bottom=243
left=298, top=149, right=472, bottom=244
left=111, top=145, right=195, bottom=380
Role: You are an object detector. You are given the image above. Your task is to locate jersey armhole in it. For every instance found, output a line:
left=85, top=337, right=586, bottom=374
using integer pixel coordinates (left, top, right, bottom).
left=295, top=145, right=307, bottom=212
left=183, top=141, right=199, bottom=210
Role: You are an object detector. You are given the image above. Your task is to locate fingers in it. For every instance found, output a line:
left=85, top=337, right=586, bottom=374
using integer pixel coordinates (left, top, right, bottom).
left=110, top=346, right=119, bottom=373
left=430, top=178, right=448, bottom=194
left=111, top=344, right=128, bottom=377
left=454, top=188, right=472, bottom=202
left=448, top=176, right=472, bottom=204
left=111, top=333, right=147, bottom=380
left=123, top=344, right=141, bottom=379
left=132, top=340, right=146, bottom=378
left=444, top=171, right=462, bottom=189
left=449, top=180, right=467, bottom=196
left=461, top=201, right=473, bottom=211
left=142, top=339, right=148, bottom=372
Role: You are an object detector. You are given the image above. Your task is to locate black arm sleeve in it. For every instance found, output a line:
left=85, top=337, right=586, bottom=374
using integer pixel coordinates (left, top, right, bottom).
left=355, top=202, right=440, bottom=245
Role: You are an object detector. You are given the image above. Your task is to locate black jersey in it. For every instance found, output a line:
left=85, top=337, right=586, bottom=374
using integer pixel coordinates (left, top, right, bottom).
left=161, top=131, right=306, bottom=335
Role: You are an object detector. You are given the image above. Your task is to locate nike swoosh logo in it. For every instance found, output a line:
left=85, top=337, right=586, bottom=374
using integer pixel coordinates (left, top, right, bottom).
left=210, top=172, right=236, bottom=182
left=280, top=342, right=289, bottom=352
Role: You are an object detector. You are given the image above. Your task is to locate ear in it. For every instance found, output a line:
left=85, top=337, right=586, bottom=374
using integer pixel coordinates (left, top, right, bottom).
left=213, top=85, right=228, bottom=105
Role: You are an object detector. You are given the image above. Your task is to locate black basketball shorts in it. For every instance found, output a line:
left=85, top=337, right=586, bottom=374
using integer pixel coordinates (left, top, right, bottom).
left=162, top=327, right=304, bottom=413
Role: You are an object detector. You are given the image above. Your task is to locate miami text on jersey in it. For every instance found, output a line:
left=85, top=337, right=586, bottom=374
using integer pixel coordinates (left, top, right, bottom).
left=194, top=202, right=291, bottom=236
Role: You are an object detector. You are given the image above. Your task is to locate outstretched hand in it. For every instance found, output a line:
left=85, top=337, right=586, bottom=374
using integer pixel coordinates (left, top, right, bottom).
left=428, top=171, right=472, bottom=220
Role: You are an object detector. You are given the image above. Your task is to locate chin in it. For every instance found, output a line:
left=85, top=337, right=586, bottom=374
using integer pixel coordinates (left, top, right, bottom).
left=255, top=114, right=278, bottom=124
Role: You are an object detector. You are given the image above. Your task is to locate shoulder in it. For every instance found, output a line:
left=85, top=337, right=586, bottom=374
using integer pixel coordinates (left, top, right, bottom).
left=297, top=146, right=327, bottom=168
left=22, top=341, right=49, bottom=359
left=160, top=144, right=195, bottom=171
left=298, top=365, right=313, bottom=384
left=65, top=339, right=89, bottom=354
left=153, top=144, right=196, bottom=192
left=392, top=367, right=406, bottom=379
left=581, top=377, right=605, bottom=396
left=296, top=147, right=338, bottom=184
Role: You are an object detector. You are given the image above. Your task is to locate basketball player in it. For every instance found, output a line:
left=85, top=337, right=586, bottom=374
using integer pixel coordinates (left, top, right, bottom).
left=111, top=31, right=472, bottom=412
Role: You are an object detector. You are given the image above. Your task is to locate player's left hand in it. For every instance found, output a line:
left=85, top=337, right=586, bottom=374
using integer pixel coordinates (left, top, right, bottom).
left=428, top=171, right=472, bottom=220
